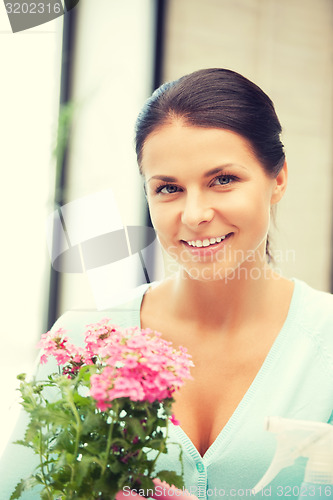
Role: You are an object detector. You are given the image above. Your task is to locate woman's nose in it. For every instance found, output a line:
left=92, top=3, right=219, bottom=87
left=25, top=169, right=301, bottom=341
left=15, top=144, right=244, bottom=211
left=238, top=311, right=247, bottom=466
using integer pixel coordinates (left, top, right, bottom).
left=181, top=192, right=214, bottom=228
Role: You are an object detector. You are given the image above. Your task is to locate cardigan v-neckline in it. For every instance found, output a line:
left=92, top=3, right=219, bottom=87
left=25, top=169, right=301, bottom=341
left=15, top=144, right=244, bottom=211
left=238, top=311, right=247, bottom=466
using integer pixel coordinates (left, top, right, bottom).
left=135, top=279, right=300, bottom=461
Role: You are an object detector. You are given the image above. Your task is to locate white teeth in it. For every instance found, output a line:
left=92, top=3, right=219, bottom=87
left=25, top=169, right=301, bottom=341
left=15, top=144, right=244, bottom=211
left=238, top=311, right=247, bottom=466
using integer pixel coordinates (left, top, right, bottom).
left=186, top=235, right=228, bottom=247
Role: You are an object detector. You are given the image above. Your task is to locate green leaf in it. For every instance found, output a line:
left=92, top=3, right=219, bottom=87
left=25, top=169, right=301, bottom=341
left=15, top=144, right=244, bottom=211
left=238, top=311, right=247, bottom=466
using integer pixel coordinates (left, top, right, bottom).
left=41, top=489, right=56, bottom=500
left=10, top=476, right=41, bottom=499
left=10, top=479, right=25, bottom=499
left=81, top=411, right=104, bottom=434
left=126, top=417, right=146, bottom=440
left=136, top=475, right=155, bottom=492
left=156, top=470, right=184, bottom=489
left=72, top=458, right=90, bottom=488
left=143, top=439, right=167, bottom=452
left=109, top=460, right=122, bottom=473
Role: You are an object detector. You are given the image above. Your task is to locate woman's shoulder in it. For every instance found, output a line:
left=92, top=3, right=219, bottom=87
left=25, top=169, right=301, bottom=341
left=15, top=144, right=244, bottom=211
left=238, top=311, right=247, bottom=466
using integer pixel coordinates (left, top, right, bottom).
left=292, top=277, right=333, bottom=333
left=294, top=278, right=333, bottom=311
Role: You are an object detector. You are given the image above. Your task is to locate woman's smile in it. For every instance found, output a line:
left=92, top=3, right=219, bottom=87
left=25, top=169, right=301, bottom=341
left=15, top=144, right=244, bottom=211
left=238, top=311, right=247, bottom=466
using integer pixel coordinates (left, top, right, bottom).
left=183, top=234, right=230, bottom=248
left=179, top=233, right=234, bottom=262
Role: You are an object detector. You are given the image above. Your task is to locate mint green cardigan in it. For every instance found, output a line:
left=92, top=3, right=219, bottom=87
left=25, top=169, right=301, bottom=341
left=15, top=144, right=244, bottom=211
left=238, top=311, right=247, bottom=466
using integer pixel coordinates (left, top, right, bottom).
left=1, top=279, right=333, bottom=499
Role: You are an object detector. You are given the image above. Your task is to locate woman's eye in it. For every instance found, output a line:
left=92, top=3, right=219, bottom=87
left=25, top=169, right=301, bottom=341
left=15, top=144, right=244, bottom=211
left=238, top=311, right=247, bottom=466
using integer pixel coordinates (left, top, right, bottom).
left=157, top=184, right=179, bottom=194
left=212, top=175, right=236, bottom=186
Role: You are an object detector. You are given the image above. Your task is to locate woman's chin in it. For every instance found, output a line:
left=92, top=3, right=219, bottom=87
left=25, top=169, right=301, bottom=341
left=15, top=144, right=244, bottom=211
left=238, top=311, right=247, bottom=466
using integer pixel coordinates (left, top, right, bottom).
left=181, top=264, right=235, bottom=282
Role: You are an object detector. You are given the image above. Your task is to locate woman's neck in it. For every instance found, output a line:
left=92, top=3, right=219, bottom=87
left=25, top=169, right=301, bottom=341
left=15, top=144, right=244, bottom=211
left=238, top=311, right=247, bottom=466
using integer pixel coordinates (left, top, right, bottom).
left=169, top=262, right=290, bottom=335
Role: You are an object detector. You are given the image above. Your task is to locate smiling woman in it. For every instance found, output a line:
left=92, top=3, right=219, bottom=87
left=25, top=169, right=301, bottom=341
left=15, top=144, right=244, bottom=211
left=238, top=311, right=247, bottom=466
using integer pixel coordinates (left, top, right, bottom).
left=133, top=69, right=333, bottom=497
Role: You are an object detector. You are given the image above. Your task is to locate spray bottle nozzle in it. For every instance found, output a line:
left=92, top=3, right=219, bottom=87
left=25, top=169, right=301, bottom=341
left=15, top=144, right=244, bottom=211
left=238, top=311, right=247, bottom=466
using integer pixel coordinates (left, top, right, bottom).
left=252, top=417, right=333, bottom=494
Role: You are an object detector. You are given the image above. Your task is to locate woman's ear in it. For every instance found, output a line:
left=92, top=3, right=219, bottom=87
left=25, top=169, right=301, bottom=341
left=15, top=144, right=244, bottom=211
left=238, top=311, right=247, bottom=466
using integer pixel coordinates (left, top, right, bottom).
left=270, top=161, right=288, bottom=205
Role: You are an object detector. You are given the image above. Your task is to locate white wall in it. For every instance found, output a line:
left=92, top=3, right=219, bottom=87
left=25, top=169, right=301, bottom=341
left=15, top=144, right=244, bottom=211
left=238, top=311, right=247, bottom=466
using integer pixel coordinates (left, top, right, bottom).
left=0, top=10, right=63, bottom=454
left=58, top=0, right=156, bottom=313
left=162, top=0, right=333, bottom=292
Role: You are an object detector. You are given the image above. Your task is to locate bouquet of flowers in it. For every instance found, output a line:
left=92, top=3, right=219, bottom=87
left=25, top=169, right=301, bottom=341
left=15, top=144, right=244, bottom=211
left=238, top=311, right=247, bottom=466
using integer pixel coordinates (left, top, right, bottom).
left=11, top=319, right=193, bottom=499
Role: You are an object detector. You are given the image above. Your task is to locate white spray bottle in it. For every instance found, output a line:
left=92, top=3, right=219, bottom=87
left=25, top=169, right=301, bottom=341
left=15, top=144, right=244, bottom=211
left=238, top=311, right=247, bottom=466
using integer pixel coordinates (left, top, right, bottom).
left=252, top=417, right=333, bottom=499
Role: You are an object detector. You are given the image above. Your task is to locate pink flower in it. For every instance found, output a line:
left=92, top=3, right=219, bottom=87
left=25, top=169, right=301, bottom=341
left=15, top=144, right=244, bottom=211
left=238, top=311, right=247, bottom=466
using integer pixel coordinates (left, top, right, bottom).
left=39, top=354, right=48, bottom=364
left=53, top=349, right=71, bottom=365
left=169, top=414, right=180, bottom=426
left=37, top=319, right=193, bottom=411
left=37, top=328, right=73, bottom=366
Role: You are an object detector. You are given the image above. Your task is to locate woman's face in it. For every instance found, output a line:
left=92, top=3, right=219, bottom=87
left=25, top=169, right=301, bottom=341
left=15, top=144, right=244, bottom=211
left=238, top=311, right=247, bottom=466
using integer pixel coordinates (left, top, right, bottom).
left=141, top=121, right=286, bottom=281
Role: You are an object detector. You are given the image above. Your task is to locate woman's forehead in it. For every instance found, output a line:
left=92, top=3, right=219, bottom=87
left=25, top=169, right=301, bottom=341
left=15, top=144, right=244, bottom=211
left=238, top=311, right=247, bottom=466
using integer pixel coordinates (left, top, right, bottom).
left=141, top=123, right=259, bottom=173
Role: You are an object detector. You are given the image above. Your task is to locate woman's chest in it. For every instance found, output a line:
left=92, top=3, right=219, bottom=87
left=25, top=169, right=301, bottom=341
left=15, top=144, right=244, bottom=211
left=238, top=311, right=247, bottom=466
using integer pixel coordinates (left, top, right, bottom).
left=171, top=347, right=268, bottom=456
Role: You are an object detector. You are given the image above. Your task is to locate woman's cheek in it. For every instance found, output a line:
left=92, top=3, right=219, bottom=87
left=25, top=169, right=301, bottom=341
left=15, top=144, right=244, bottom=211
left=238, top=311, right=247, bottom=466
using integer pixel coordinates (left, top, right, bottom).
left=149, top=208, right=164, bottom=232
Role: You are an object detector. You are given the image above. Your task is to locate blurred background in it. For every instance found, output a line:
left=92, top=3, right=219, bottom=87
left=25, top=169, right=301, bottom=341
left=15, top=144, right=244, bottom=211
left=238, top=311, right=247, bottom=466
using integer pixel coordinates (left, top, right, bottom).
left=1, top=0, right=332, bottom=455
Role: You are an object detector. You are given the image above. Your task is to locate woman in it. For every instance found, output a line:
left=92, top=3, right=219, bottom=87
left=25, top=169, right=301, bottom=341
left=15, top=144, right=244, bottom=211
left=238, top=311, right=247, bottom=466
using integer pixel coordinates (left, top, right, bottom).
left=1, top=69, right=333, bottom=499
left=137, top=67, right=291, bottom=455
left=133, top=68, right=333, bottom=497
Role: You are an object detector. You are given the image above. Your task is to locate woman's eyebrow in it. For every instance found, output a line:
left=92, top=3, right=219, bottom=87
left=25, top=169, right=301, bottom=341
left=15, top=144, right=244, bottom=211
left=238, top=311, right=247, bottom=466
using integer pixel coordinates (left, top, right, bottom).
left=147, top=164, right=247, bottom=183
left=147, top=175, right=177, bottom=183
left=203, top=164, right=247, bottom=177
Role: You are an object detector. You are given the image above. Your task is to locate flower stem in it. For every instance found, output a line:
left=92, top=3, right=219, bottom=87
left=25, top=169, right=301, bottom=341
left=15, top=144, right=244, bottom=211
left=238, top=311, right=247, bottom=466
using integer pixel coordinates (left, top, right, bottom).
left=64, top=385, right=82, bottom=489
left=150, top=411, right=169, bottom=473
left=38, top=427, right=53, bottom=499
left=101, top=402, right=118, bottom=475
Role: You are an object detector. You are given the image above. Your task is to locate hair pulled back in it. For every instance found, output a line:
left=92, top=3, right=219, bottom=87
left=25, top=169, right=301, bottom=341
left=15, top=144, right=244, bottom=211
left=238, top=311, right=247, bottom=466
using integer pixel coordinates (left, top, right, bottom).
left=135, top=68, right=285, bottom=177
